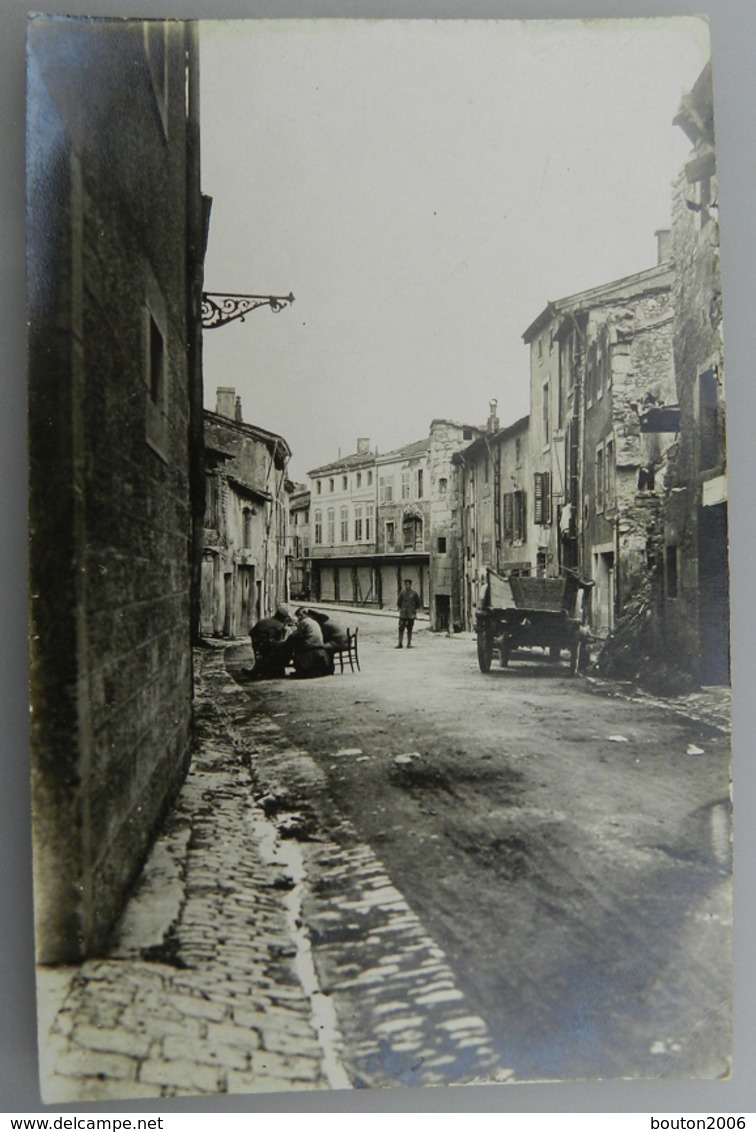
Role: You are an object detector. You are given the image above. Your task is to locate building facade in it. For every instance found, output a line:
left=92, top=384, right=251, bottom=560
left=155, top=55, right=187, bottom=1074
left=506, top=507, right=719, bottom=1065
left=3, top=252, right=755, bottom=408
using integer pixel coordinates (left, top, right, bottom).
left=28, top=17, right=205, bottom=962
left=375, top=437, right=431, bottom=610
left=287, top=484, right=312, bottom=601
left=308, top=439, right=378, bottom=605
left=661, top=63, right=729, bottom=685
left=201, top=388, right=291, bottom=638
left=457, top=411, right=532, bottom=629
left=524, top=252, right=675, bottom=637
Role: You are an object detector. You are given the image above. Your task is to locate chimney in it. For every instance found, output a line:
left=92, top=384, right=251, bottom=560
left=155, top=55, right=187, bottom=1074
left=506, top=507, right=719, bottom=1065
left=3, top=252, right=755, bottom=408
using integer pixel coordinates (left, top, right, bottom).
left=356, top=438, right=371, bottom=455
left=655, top=228, right=672, bottom=264
left=487, top=399, right=500, bottom=434
left=216, top=386, right=236, bottom=419
left=234, top=395, right=243, bottom=423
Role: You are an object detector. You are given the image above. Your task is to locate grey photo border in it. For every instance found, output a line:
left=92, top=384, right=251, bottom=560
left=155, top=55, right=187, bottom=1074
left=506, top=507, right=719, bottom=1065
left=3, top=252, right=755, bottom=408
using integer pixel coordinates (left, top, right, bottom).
left=3, top=0, right=754, bottom=1114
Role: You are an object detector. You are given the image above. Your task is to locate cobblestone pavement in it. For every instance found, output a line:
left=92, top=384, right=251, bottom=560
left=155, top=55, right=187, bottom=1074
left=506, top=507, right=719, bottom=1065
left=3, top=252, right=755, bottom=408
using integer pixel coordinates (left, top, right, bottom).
left=37, top=644, right=507, bottom=1104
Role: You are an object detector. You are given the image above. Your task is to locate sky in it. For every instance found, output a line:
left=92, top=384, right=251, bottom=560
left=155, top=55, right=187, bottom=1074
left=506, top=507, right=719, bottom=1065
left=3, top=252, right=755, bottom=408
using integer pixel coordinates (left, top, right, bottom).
left=199, top=17, right=710, bottom=482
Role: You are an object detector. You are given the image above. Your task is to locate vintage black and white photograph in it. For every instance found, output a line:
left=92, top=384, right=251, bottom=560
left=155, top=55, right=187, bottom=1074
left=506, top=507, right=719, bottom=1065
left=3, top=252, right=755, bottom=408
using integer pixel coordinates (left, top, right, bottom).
left=27, top=14, right=732, bottom=1104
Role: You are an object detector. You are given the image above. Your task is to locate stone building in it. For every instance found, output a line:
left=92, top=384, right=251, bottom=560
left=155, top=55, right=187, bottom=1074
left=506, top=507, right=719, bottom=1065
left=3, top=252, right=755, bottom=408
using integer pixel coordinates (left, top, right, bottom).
left=287, top=484, right=312, bottom=601
left=28, top=17, right=206, bottom=962
left=660, top=62, right=729, bottom=685
left=523, top=249, right=675, bottom=637
left=201, top=388, right=291, bottom=638
left=427, top=418, right=482, bottom=631
left=375, top=437, right=431, bottom=609
left=456, top=409, right=532, bottom=629
left=308, top=440, right=378, bottom=605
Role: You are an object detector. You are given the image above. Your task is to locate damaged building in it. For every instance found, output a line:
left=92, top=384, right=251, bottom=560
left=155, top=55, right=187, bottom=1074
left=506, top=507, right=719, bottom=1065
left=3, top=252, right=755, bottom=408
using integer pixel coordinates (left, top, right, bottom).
left=660, top=62, right=729, bottom=686
left=523, top=242, right=676, bottom=639
left=201, top=387, right=291, bottom=638
left=455, top=406, right=531, bottom=629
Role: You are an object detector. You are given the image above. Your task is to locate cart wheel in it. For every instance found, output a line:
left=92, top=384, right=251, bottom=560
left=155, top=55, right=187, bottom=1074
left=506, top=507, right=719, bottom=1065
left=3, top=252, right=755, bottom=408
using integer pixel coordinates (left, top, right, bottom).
left=549, top=644, right=561, bottom=661
left=477, top=630, right=494, bottom=673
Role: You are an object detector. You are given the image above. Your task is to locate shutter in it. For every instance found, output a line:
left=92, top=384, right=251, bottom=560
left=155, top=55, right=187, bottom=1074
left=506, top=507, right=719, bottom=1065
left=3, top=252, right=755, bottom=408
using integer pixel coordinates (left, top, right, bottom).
left=503, top=493, right=514, bottom=541
left=514, top=491, right=525, bottom=542
left=543, top=471, right=551, bottom=525
left=534, top=474, right=544, bottom=525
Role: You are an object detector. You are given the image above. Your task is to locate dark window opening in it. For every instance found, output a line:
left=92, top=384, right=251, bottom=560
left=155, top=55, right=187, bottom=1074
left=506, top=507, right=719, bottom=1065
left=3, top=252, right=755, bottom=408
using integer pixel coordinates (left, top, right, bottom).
left=666, top=545, right=679, bottom=598
left=437, top=536, right=447, bottom=553
left=699, top=369, right=720, bottom=471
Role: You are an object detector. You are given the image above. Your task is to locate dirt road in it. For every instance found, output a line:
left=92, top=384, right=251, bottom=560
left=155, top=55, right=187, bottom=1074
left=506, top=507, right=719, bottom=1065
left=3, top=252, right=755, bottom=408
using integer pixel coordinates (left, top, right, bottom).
left=224, top=611, right=731, bottom=1083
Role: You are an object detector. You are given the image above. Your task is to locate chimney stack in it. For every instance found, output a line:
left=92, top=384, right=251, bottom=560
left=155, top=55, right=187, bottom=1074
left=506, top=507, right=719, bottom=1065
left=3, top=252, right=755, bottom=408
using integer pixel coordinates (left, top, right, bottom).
left=216, top=386, right=236, bottom=419
left=655, top=228, right=672, bottom=264
left=356, top=438, right=371, bottom=455
left=487, top=399, right=500, bottom=434
left=234, top=395, right=243, bottom=423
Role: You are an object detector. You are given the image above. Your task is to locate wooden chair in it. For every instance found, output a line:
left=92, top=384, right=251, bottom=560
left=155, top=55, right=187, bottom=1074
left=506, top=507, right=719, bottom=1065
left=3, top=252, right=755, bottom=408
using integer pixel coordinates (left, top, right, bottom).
left=335, top=628, right=360, bottom=673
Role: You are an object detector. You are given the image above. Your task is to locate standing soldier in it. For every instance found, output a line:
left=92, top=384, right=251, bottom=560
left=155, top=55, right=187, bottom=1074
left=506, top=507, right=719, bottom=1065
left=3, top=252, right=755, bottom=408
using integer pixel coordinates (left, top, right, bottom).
left=396, top=578, right=421, bottom=649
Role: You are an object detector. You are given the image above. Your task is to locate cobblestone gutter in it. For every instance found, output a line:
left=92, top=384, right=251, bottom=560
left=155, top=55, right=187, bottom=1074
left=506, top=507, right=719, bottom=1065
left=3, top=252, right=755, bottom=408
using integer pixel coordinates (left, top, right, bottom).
left=36, top=645, right=507, bottom=1103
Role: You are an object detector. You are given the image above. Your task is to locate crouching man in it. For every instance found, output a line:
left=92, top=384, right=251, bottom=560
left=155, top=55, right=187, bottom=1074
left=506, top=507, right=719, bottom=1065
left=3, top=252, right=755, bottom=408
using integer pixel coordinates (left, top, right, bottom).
left=290, top=608, right=332, bottom=679
left=248, top=603, right=295, bottom=680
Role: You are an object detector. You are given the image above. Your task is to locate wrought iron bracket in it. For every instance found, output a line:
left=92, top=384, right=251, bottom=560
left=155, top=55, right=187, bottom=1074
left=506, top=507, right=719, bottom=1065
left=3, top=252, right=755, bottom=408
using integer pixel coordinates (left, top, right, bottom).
left=202, top=291, right=295, bottom=329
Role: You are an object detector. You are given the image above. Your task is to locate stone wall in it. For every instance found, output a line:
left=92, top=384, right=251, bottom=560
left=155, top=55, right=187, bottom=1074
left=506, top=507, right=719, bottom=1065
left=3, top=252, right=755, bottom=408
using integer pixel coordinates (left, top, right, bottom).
left=28, top=18, right=204, bottom=962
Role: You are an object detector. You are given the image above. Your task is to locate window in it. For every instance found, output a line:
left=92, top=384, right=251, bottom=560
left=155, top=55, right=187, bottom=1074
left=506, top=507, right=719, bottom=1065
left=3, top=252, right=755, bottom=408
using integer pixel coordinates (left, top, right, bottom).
left=329, top=478, right=334, bottom=493
left=303, top=509, right=309, bottom=524
left=403, top=515, right=422, bottom=550
left=534, top=472, right=551, bottom=525
left=417, top=469, right=424, bottom=498
left=437, top=536, right=447, bottom=553
left=356, top=472, right=362, bottom=488
left=144, top=280, right=169, bottom=461
left=699, top=368, right=720, bottom=471
left=542, top=381, right=550, bottom=446
left=379, top=475, right=394, bottom=504
left=439, top=477, right=448, bottom=496
left=327, top=508, right=335, bottom=545
left=143, top=21, right=169, bottom=136
left=595, top=444, right=605, bottom=512
left=503, top=491, right=526, bottom=543
left=401, top=470, right=411, bottom=500
left=666, top=545, right=679, bottom=598
left=368, top=470, right=373, bottom=486
left=342, top=475, right=348, bottom=491
left=605, top=439, right=615, bottom=508
left=340, top=506, right=349, bottom=543
left=365, top=504, right=374, bottom=541
left=242, top=507, right=252, bottom=548
left=515, top=437, right=522, bottom=466
left=386, top=521, right=395, bottom=548
left=316, top=481, right=322, bottom=495
left=354, top=504, right=363, bottom=542
left=463, top=428, right=473, bottom=441
left=314, top=510, right=323, bottom=545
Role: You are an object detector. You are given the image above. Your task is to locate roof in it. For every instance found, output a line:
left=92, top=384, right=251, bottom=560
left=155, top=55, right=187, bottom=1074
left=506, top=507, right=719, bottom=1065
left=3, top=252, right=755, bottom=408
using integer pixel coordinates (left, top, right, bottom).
left=459, top=414, right=530, bottom=460
left=204, top=409, right=292, bottom=461
left=307, top=449, right=377, bottom=476
left=522, top=261, right=674, bottom=344
left=376, top=436, right=431, bottom=463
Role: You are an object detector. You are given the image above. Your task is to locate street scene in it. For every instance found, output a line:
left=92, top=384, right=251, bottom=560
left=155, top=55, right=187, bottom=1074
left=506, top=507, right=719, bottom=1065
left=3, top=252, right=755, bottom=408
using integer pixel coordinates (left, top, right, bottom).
left=39, top=613, right=730, bottom=1100
left=26, top=14, right=731, bottom=1106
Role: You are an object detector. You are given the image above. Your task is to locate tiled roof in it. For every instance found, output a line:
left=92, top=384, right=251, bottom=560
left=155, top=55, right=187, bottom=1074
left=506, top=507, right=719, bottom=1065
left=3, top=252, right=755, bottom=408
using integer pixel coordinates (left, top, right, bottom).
left=308, top=450, right=376, bottom=476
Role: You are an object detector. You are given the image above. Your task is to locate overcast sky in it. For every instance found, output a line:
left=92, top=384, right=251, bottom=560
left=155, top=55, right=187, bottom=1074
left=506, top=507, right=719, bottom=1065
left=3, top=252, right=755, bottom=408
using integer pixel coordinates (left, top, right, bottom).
left=199, top=17, right=710, bottom=482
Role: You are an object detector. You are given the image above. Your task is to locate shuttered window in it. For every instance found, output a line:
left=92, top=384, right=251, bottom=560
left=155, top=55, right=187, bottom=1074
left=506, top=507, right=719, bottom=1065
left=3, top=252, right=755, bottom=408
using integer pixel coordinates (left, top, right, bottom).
left=534, top=472, right=551, bottom=525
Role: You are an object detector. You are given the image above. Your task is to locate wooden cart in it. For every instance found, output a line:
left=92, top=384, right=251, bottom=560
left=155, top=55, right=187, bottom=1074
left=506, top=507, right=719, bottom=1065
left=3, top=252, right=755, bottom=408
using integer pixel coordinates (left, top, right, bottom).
left=475, top=569, right=592, bottom=676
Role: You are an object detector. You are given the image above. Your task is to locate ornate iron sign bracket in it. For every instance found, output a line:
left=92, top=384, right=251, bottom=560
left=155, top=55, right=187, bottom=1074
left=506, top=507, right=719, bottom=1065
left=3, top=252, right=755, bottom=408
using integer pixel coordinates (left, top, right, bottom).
left=201, top=292, right=295, bottom=330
